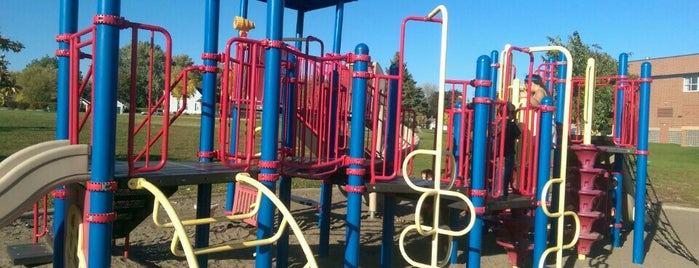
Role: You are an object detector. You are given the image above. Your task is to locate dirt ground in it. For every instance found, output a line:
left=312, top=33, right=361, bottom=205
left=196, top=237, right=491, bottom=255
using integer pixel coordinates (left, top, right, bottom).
left=1, top=187, right=697, bottom=267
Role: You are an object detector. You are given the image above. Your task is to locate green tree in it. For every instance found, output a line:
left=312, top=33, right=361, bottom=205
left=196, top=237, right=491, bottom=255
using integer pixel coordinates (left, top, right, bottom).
left=15, top=56, right=58, bottom=105
left=388, top=52, right=427, bottom=121
left=117, top=41, right=168, bottom=108
left=546, top=31, right=619, bottom=134
left=170, top=54, right=200, bottom=99
left=0, top=33, right=24, bottom=104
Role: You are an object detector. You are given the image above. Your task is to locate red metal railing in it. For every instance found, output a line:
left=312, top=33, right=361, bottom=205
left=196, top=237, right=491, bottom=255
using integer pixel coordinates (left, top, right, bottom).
left=279, top=48, right=350, bottom=178
left=219, top=37, right=266, bottom=170
left=613, top=78, right=640, bottom=147
left=499, top=47, right=545, bottom=198
left=444, top=80, right=474, bottom=188
left=68, top=25, right=96, bottom=145
left=124, top=23, right=173, bottom=176
left=67, top=18, right=175, bottom=177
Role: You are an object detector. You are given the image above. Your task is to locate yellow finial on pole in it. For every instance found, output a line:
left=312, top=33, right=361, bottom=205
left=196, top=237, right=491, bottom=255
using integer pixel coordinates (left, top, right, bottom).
left=233, top=16, right=255, bottom=36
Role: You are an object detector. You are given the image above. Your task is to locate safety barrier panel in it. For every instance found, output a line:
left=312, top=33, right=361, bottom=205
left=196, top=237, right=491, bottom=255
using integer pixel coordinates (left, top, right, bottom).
left=613, top=79, right=640, bottom=147
left=219, top=37, right=266, bottom=170
left=66, top=16, right=179, bottom=177
left=444, top=79, right=474, bottom=188
left=367, top=74, right=419, bottom=183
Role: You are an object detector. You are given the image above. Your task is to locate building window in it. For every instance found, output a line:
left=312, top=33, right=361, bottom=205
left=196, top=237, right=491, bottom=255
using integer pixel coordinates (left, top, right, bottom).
left=684, top=75, right=699, bottom=92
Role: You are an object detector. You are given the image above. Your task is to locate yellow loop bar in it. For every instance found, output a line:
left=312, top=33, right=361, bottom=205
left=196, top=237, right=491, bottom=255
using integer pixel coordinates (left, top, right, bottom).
left=128, top=178, right=198, bottom=267
left=539, top=178, right=564, bottom=217
left=537, top=211, right=580, bottom=268
left=128, top=174, right=318, bottom=268
left=399, top=225, right=453, bottom=268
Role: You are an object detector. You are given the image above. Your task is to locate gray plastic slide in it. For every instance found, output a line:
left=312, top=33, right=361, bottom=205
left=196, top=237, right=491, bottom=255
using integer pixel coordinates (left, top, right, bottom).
left=0, top=140, right=89, bottom=228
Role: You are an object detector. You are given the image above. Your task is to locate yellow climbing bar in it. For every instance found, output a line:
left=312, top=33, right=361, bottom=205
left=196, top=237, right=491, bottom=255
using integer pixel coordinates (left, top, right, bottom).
left=583, top=58, right=596, bottom=145
left=395, top=5, right=477, bottom=268
left=128, top=174, right=318, bottom=268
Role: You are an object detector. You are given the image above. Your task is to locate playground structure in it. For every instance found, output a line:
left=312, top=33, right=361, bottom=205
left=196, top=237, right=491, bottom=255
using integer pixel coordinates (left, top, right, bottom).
left=0, top=1, right=655, bottom=268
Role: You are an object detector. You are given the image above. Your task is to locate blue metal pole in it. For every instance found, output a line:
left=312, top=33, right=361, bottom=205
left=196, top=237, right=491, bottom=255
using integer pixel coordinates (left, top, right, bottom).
left=345, top=43, right=369, bottom=268
left=468, top=55, right=492, bottom=268
left=378, top=64, right=399, bottom=268
left=616, top=53, right=628, bottom=141
left=380, top=194, right=395, bottom=267
left=452, top=101, right=462, bottom=158
left=316, top=8, right=330, bottom=231
left=238, top=0, right=248, bottom=18
left=195, top=1, right=220, bottom=267
left=385, top=64, right=399, bottom=173
left=332, top=2, right=344, bottom=54
left=615, top=53, right=629, bottom=250
left=54, top=1, right=78, bottom=266
left=533, top=96, right=554, bottom=267
left=552, top=53, right=565, bottom=179
left=633, top=62, right=651, bottom=264
left=612, top=171, right=623, bottom=247
left=277, top=12, right=303, bottom=265
left=88, top=1, right=120, bottom=267
left=255, top=0, right=284, bottom=266
left=489, top=50, right=499, bottom=101
left=548, top=53, right=566, bottom=246
left=225, top=0, right=250, bottom=219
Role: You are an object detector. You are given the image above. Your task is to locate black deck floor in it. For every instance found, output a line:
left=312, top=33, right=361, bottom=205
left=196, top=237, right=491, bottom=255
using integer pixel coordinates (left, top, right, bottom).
left=114, top=161, right=249, bottom=188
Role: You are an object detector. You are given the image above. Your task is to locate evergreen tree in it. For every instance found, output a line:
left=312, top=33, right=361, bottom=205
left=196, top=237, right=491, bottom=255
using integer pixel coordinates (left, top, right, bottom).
left=388, top=52, right=428, bottom=119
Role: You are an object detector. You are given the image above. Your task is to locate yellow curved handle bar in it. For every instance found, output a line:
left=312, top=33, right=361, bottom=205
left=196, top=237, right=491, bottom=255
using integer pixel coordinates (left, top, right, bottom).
left=128, top=174, right=318, bottom=268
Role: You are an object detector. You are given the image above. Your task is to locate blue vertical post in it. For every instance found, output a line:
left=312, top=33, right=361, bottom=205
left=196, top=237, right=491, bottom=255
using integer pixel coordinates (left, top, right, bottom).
left=276, top=9, right=303, bottom=267
left=552, top=53, right=565, bottom=179
left=255, top=0, right=284, bottom=267
left=345, top=43, right=369, bottom=268
left=615, top=53, right=629, bottom=249
left=88, top=1, right=120, bottom=267
left=238, top=0, right=248, bottom=18
left=533, top=97, right=554, bottom=266
left=548, top=53, right=566, bottom=246
left=277, top=53, right=295, bottom=266
left=225, top=0, right=250, bottom=217
left=315, top=4, right=331, bottom=256
left=612, top=171, right=623, bottom=247
left=489, top=50, right=499, bottom=100
left=54, top=1, right=78, bottom=266
left=385, top=64, right=399, bottom=176
left=380, top=194, right=395, bottom=267
left=468, top=55, right=491, bottom=268
left=616, top=54, right=628, bottom=142
left=633, top=62, right=651, bottom=264
left=379, top=64, right=399, bottom=268
left=195, top=1, right=220, bottom=267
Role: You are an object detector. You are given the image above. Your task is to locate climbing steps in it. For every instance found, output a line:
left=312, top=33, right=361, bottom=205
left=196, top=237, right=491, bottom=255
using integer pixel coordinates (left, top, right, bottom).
left=570, top=144, right=610, bottom=258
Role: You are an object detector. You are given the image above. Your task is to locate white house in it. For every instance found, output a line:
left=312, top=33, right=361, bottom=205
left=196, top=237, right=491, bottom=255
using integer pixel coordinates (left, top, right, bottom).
left=80, top=98, right=127, bottom=114
left=169, top=89, right=202, bottom=115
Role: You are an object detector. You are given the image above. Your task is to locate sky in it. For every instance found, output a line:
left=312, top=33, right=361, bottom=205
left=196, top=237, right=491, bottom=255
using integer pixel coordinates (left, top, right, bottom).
left=1, top=0, right=698, bottom=88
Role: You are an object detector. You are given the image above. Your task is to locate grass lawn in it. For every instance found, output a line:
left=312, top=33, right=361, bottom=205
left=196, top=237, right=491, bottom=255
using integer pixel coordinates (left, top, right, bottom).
left=0, top=109, right=697, bottom=207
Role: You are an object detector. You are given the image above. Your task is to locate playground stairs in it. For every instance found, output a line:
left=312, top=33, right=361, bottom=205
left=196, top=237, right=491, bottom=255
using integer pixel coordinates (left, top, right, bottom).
left=6, top=231, right=54, bottom=266
left=112, top=186, right=178, bottom=239
left=570, top=144, right=611, bottom=258
left=489, top=208, right=534, bottom=267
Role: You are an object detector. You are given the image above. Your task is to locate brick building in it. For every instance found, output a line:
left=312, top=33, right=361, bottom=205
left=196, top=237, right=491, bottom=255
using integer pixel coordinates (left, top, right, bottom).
left=628, top=53, right=699, bottom=147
